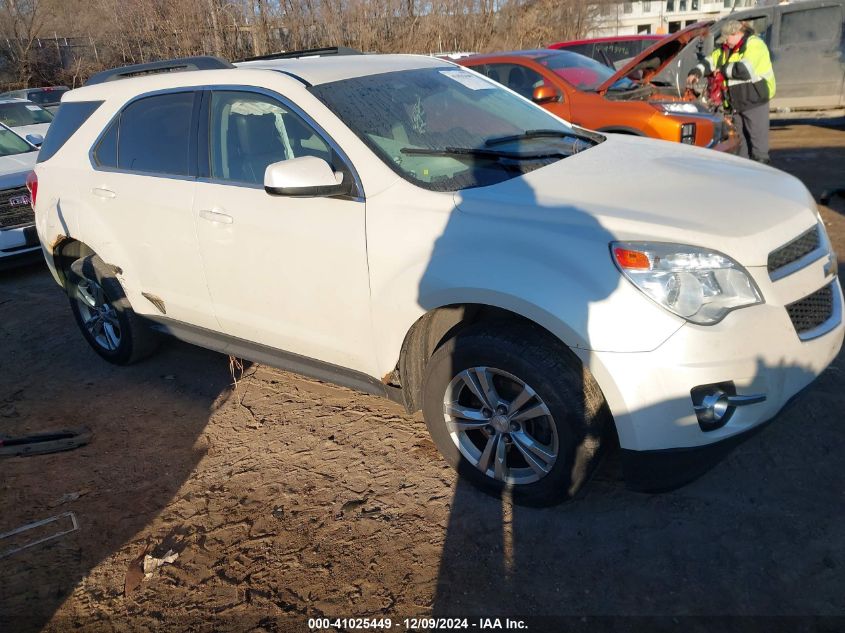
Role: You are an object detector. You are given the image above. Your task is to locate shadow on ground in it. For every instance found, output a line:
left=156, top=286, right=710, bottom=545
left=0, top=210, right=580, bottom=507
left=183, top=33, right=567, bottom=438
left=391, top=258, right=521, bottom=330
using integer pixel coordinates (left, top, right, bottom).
left=0, top=262, right=238, bottom=632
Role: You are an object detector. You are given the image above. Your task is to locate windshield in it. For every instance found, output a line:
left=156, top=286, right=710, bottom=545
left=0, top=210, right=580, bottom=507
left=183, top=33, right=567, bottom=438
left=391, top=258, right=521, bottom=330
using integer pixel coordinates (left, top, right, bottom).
left=0, top=126, right=35, bottom=157
left=538, top=51, right=636, bottom=92
left=26, top=88, right=67, bottom=105
left=310, top=67, right=597, bottom=191
left=0, top=101, right=53, bottom=127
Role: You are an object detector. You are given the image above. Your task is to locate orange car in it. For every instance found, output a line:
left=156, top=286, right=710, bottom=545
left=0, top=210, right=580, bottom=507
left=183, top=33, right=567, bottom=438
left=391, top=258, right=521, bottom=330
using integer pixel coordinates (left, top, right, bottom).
left=459, top=24, right=739, bottom=153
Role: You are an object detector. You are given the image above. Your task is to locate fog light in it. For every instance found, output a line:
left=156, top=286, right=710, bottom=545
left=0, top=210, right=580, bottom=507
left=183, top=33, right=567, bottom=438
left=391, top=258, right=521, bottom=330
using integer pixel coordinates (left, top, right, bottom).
left=691, top=382, right=767, bottom=431
left=681, top=123, right=696, bottom=144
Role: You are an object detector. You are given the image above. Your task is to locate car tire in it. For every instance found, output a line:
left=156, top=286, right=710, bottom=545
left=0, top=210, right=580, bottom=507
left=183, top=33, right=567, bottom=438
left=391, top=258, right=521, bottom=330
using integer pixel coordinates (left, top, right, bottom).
left=66, top=254, right=159, bottom=365
left=421, top=322, right=611, bottom=506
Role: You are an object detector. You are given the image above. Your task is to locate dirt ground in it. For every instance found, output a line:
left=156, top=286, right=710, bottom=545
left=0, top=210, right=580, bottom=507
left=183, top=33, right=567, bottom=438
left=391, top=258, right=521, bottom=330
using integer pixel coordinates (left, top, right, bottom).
left=1, top=121, right=845, bottom=633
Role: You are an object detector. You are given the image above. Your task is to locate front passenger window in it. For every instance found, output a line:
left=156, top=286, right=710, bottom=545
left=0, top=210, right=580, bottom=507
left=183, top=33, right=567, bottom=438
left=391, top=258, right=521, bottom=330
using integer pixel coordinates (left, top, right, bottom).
left=209, top=91, right=332, bottom=186
left=480, top=63, right=546, bottom=100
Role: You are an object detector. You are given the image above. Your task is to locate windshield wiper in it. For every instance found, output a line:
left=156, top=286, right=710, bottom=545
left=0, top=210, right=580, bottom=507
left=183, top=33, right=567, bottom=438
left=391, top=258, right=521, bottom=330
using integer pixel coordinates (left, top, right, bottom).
left=400, top=146, right=568, bottom=160
left=484, top=129, right=575, bottom=147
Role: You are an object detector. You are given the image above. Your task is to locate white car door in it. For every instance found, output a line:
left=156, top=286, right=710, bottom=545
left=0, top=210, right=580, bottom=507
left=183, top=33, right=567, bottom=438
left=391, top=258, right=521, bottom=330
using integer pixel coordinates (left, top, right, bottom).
left=84, top=90, right=218, bottom=330
left=193, top=89, right=377, bottom=376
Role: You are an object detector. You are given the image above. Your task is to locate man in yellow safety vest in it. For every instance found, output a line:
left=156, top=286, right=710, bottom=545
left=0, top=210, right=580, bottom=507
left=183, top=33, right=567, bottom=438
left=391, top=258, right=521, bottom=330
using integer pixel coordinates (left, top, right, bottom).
left=686, top=20, right=776, bottom=164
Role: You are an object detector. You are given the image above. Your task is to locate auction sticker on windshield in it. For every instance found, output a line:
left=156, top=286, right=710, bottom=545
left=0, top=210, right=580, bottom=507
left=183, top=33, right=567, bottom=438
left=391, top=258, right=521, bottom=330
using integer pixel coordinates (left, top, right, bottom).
left=439, top=69, right=496, bottom=90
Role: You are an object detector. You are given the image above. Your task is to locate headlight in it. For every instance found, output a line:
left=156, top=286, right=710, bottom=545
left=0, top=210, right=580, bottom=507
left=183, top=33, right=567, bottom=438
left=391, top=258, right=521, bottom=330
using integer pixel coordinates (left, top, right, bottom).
left=655, top=102, right=701, bottom=114
left=611, top=242, right=763, bottom=325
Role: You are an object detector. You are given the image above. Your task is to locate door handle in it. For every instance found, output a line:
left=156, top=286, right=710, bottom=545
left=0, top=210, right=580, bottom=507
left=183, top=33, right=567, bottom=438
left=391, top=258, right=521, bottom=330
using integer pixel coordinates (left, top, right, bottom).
left=198, top=208, right=233, bottom=224
left=91, top=187, right=116, bottom=199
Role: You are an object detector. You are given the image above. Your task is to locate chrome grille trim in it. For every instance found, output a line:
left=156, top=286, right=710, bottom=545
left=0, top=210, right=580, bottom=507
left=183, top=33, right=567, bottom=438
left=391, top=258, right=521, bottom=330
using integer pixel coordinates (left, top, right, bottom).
left=768, top=225, right=825, bottom=281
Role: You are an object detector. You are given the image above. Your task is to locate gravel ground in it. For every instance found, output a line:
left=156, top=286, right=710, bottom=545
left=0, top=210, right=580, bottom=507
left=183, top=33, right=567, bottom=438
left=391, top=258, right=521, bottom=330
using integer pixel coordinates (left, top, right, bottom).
left=1, top=120, right=844, bottom=632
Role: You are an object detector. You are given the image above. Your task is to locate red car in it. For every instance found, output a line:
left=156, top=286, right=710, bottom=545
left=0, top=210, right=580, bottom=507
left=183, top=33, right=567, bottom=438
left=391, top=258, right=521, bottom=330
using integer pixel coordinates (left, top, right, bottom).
left=550, top=35, right=664, bottom=68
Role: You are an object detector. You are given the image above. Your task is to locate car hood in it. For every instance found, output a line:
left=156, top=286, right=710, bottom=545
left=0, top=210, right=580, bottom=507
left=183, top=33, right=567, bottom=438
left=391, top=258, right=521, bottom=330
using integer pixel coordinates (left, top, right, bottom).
left=597, top=22, right=712, bottom=94
left=0, top=150, right=38, bottom=188
left=453, top=134, right=817, bottom=267
left=11, top=123, right=50, bottom=139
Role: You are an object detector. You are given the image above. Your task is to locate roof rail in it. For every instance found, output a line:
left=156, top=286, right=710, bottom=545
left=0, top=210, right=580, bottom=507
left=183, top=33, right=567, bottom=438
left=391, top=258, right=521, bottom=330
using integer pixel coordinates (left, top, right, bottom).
left=84, top=56, right=234, bottom=86
left=237, top=47, right=363, bottom=62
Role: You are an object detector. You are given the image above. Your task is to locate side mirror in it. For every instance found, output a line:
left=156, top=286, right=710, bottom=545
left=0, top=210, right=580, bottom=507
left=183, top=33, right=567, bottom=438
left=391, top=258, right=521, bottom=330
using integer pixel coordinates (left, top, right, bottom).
left=532, top=86, right=561, bottom=105
left=26, top=133, right=44, bottom=147
left=264, top=156, right=351, bottom=198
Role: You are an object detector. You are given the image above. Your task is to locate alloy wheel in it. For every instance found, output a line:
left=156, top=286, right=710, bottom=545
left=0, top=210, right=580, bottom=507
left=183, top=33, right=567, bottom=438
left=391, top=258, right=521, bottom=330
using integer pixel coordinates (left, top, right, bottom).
left=443, top=366, right=559, bottom=485
left=74, top=278, right=122, bottom=352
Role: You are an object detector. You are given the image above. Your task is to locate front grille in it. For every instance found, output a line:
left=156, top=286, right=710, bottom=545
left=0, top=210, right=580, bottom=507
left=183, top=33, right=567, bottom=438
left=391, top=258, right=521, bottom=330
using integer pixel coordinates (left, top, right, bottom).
left=786, top=283, right=834, bottom=335
left=0, top=186, right=33, bottom=229
left=768, top=226, right=820, bottom=275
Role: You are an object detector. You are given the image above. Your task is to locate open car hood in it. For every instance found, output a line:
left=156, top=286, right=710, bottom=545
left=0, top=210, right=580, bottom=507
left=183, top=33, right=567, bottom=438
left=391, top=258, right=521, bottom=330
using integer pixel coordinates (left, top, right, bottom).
left=596, top=22, right=713, bottom=95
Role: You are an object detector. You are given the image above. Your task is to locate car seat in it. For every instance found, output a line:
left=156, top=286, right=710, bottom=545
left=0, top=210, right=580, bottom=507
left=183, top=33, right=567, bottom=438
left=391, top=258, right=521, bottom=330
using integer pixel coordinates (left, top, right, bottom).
left=228, top=112, right=287, bottom=183
left=507, top=67, right=536, bottom=99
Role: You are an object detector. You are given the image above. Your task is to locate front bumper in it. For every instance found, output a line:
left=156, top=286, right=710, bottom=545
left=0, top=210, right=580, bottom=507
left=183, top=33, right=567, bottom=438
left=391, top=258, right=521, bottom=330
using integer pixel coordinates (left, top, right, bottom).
left=0, top=224, right=41, bottom=262
left=586, top=272, right=844, bottom=455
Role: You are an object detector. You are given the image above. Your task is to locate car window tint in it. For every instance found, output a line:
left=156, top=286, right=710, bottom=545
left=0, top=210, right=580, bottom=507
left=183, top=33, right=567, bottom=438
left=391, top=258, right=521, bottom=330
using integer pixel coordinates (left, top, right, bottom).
left=564, top=44, right=594, bottom=58
left=37, top=100, right=102, bottom=163
left=118, top=92, right=194, bottom=175
left=539, top=50, right=631, bottom=91
left=479, top=63, right=546, bottom=99
left=741, top=16, right=771, bottom=43
left=311, top=67, right=594, bottom=192
left=0, top=126, right=35, bottom=157
left=780, top=6, right=842, bottom=45
left=0, top=102, right=53, bottom=127
left=209, top=91, right=331, bottom=185
left=93, top=117, right=118, bottom=168
left=594, top=42, right=638, bottom=64
left=26, top=88, right=68, bottom=105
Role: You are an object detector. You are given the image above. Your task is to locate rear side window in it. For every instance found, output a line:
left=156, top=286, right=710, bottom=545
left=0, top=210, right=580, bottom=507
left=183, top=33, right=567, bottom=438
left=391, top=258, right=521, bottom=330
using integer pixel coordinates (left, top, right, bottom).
left=36, top=100, right=102, bottom=163
left=117, top=92, right=194, bottom=175
left=594, top=42, right=639, bottom=64
left=26, top=88, right=68, bottom=105
left=563, top=44, right=595, bottom=58
left=779, top=6, right=842, bottom=45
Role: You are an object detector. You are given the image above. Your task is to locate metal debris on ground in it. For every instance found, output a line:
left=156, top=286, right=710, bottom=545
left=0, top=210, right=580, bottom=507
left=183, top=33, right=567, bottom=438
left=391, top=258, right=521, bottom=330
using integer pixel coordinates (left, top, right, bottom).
left=0, top=427, right=91, bottom=457
left=0, top=512, right=79, bottom=559
left=142, top=549, right=179, bottom=578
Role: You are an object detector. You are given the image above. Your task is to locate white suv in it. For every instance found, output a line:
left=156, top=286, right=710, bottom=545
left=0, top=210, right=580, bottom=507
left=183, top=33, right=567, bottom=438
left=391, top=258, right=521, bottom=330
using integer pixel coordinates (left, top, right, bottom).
left=31, top=54, right=843, bottom=504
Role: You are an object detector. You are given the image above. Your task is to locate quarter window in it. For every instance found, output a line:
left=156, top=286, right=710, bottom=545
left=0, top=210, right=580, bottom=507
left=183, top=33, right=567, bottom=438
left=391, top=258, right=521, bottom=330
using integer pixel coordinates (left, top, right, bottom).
left=209, top=91, right=332, bottom=185
left=93, top=117, right=118, bottom=168
left=117, top=92, right=194, bottom=175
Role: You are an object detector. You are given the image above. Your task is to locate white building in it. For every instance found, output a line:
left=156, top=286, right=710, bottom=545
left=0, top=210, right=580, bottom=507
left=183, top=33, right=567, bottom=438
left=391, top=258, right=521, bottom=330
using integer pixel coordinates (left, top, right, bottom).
left=590, top=0, right=759, bottom=36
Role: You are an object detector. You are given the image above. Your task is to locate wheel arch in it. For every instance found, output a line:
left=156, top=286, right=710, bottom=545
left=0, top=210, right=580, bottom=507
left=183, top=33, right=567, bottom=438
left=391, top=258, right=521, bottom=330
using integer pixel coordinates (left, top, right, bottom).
left=397, top=303, right=593, bottom=414
left=51, top=237, right=97, bottom=287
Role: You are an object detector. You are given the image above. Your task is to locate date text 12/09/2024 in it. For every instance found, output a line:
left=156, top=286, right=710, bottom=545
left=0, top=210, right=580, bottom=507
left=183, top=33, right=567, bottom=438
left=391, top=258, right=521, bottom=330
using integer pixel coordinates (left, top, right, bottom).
left=307, top=617, right=529, bottom=630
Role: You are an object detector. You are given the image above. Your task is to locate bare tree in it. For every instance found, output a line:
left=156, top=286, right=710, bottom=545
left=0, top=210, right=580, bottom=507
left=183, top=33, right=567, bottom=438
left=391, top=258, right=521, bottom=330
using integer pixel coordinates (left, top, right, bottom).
left=0, top=0, right=606, bottom=88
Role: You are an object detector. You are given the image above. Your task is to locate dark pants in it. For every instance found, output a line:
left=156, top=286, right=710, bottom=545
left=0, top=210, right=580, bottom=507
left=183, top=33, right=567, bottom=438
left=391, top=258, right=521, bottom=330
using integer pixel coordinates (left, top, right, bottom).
left=734, top=102, right=770, bottom=162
